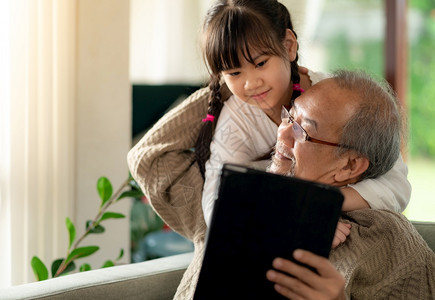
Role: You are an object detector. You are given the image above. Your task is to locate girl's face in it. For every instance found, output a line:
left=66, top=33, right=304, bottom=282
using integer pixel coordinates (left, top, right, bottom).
left=221, top=53, right=292, bottom=115
left=220, top=30, right=298, bottom=123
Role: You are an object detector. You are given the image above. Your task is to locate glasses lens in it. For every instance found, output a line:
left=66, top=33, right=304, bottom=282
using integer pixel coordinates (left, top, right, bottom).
left=281, top=106, right=289, bottom=122
left=291, top=122, right=305, bottom=141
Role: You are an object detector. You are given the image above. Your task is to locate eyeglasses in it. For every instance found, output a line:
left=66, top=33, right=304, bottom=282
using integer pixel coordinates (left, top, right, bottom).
left=281, top=106, right=346, bottom=148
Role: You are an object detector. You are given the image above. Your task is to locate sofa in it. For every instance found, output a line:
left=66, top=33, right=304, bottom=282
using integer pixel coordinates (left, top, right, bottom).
left=1, top=221, right=434, bottom=300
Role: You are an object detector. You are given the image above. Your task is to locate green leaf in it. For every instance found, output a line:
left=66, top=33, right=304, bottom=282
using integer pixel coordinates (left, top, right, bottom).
left=100, top=212, right=125, bottom=222
left=31, top=256, right=49, bottom=281
left=97, top=177, right=113, bottom=207
left=66, top=217, right=76, bottom=250
left=117, top=190, right=144, bottom=201
left=51, top=259, right=62, bottom=278
left=102, top=260, right=115, bottom=268
left=65, top=246, right=99, bottom=265
left=79, top=263, right=92, bottom=272
left=116, top=248, right=124, bottom=261
left=86, top=220, right=105, bottom=234
left=51, top=259, right=76, bottom=277
left=128, top=178, right=142, bottom=190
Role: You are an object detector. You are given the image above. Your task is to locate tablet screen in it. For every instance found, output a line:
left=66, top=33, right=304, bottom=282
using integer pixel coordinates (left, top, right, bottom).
left=194, top=164, right=344, bottom=300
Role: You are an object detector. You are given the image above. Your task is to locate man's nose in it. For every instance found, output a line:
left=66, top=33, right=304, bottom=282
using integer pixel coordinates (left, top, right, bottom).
left=277, top=122, right=296, bottom=147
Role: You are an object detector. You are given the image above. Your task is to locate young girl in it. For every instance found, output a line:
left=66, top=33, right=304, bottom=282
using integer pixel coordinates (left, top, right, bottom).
left=127, top=1, right=410, bottom=298
left=196, top=0, right=411, bottom=228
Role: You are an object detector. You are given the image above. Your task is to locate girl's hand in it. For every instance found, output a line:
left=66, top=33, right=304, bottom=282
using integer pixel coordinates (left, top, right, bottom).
left=331, top=222, right=351, bottom=249
left=266, top=250, right=346, bottom=300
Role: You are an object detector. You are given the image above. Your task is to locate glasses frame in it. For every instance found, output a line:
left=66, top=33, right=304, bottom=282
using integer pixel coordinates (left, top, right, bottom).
left=281, top=106, right=347, bottom=148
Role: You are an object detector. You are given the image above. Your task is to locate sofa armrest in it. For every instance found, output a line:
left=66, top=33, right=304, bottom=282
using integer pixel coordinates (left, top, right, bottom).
left=0, top=252, right=193, bottom=300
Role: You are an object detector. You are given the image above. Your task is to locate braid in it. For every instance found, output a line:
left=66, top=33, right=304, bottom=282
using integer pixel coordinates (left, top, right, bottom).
left=290, top=60, right=301, bottom=101
left=289, top=26, right=301, bottom=101
left=278, top=2, right=301, bottom=103
left=195, top=75, right=225, bottom=178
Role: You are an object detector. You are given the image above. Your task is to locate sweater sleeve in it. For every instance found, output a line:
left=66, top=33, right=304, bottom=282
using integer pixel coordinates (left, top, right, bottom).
left=127, top=87, right=210, bottom=241
left=348, top=155, right=411, bottom=212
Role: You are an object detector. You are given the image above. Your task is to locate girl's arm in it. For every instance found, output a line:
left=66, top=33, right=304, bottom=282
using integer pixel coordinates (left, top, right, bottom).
left=342, top=155, right=411, bottom=212
left=340, top=187, right=370, bottom=211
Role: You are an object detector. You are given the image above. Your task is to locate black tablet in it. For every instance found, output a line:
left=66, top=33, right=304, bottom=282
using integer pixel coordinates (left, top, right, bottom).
left=194, top=164, right=344, bottom=300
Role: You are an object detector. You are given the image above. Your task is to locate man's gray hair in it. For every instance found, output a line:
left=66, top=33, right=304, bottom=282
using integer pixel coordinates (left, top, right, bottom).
left=333, top=69, right=403, bottom=180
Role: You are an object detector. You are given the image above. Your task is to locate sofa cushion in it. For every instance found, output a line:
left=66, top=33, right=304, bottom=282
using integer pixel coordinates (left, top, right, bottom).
left=413, top=221, right=435, bottom=252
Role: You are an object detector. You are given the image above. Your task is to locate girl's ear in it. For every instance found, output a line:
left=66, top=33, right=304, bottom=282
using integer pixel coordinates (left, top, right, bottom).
left=334, top=152, right=370, bottom=184
left=284, top=28, right=298, bottom=62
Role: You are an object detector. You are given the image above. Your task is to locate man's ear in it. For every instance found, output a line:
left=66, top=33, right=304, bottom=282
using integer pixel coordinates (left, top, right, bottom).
left=284, top=28, right=297, bottom=62
left=334, top=152, right=370, bottom=184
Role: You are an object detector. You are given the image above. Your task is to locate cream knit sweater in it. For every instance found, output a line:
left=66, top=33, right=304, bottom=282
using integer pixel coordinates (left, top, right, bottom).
left=127, top=86, right=435, bottom=299
left=127, top=86, right=215, bottom=299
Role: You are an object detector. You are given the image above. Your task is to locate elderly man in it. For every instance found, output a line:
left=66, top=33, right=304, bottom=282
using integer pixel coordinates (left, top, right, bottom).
left=266, top=70, right=435, bottom=299
left=128, top=70, right=434, bottom=299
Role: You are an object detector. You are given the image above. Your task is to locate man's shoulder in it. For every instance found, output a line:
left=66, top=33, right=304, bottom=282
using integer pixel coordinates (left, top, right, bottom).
left=333, top=209, right=435, bottom=299
left=335, top=209, right=432, bottom=262
left=343, top=209, right=416, bottom=235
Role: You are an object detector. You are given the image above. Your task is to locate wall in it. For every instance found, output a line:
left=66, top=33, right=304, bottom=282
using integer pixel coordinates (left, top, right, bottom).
left=75, top=0, right=131, bottom=269
left=130, top=0, right=210, bottom=84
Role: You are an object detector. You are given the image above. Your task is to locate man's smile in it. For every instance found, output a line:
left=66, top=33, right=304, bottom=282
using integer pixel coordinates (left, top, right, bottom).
left=274, top=142, right=294, bottom=162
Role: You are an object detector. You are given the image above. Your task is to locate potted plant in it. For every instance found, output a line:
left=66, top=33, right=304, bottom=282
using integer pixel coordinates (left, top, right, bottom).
left=31, top=175, right=144, bottom=281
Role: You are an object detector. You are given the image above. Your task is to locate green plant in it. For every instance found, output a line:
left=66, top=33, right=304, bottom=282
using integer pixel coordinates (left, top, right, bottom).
left=130, top=196, right=165, bottom=262
left=408, top=0, right=435, bottom=158
left=31, top=175, right=144, bottom=281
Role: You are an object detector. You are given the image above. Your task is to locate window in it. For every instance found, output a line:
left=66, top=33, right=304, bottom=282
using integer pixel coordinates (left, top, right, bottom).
left=404, top=0, right=435, bottom=222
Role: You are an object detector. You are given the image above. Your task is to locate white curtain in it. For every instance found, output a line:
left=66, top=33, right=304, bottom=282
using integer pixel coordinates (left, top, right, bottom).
left=0, top=0, right=76, bottom=287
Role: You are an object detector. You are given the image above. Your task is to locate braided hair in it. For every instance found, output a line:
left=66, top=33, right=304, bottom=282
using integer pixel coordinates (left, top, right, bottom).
left=195, top=0, right=302, bottom=177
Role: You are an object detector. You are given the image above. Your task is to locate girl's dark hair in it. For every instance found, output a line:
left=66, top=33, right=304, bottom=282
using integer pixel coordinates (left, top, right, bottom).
left=195, top=0, right=301, bottom=177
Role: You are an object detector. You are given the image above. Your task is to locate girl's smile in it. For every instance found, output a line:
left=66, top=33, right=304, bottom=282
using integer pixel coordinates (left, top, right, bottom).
left=250, top=89, right=271, bottom=102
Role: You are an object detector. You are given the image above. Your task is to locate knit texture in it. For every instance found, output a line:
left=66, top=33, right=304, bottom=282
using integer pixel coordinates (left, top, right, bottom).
left=332, top=209, right=435, bottom=299
left=127, top=86, right=435, bottom=300
left=128, top=85, right=230, bottom=299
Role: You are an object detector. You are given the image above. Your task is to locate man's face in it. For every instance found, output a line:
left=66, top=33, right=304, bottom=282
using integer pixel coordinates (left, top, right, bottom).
left=268, top=79, right=357, bottom=186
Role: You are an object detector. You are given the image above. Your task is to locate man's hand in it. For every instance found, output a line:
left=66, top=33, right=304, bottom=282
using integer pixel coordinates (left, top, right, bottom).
left=332, top=222, right=351, bottom=249
left=266, top=250, right=346, bottom=300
